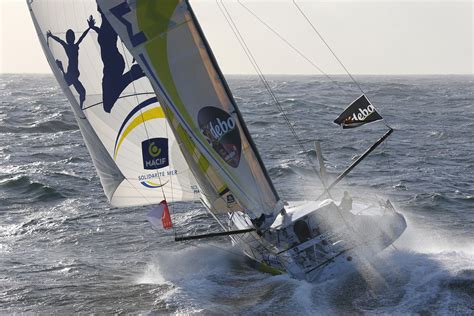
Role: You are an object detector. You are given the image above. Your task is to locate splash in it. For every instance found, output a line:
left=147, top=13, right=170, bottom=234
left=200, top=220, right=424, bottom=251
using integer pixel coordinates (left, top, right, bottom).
left=134, top=210, right=473, bottom=314
left=135, top=245, right=236, bottom=285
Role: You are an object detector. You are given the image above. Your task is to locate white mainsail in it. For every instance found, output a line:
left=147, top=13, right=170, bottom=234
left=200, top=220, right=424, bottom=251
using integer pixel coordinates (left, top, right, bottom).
left=28, top=0, right=200, bottom=207
left=97, top=0, right=284, bottom=226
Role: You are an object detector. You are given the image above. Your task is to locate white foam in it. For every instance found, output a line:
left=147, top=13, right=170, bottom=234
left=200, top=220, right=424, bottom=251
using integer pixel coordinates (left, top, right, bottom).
left=136, top=244, right=234, bottom=284
left=134, top=205, right=473, bottom=314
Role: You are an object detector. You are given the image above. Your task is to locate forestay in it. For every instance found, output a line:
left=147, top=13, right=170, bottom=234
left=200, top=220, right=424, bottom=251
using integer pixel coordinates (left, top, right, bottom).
left=97, top=0, right=283, bottom=225
left=28, top=0, right=200, bottom=207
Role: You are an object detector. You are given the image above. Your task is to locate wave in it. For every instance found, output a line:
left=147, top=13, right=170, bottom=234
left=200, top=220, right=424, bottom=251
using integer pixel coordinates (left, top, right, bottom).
left=268, top=162, right=315, bottom=178
left=408, top=191, right=474, bottom=206
left=1, top=74, right=472, bottom=313
left=248, top=120, right=272, bottom=127
left=131, top=218, right=474, bottom=315
left=133, top=218, right=474, bottom=315
left=0, top=120, right=78, bottom=134
left=0, top=176, right=64, bottom=202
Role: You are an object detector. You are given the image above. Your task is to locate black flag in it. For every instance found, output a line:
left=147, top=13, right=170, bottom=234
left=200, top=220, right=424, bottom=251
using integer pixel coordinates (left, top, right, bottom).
left=334, top=95, right=383, bottom=129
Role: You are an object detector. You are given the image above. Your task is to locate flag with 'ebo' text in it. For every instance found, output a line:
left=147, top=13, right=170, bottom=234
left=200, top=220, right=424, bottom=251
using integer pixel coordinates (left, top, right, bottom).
left=334, top=95, right=383, bottom=129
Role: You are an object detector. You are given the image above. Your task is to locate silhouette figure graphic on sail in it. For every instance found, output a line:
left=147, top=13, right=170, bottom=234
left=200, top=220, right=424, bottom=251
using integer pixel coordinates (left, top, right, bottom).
left=88, top=7, right=145, bottom=113
left=47, top=26, right=91, bottom=109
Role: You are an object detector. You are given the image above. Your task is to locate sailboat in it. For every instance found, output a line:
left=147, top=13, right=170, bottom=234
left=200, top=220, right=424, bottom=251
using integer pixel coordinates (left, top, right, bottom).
left=28, top=0, right=406, bottom=281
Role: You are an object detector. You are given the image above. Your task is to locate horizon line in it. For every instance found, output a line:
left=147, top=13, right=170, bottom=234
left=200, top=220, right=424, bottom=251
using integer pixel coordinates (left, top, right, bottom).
left=1, top=72, right=473, bottom=76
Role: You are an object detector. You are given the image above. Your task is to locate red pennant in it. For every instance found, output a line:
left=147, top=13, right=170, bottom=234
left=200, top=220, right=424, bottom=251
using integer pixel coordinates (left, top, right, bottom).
left=160, top=200, right=173, bottom=229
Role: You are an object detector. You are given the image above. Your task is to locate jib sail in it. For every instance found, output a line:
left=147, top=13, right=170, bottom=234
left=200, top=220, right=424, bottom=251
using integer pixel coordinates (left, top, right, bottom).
left=97, top=0, right=283, bottom=226
left=28, top=0, right=200, bottom=207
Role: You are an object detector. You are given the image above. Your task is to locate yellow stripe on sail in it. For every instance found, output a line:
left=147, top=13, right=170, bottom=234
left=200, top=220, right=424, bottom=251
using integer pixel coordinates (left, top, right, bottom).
left=114, top=107, right=165, bottom=159
left=145, top=180, right=169, bottom=187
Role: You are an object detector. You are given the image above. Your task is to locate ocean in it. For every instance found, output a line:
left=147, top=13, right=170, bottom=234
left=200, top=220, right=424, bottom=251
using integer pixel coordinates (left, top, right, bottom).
left=0, top=74, right=472, bottom=314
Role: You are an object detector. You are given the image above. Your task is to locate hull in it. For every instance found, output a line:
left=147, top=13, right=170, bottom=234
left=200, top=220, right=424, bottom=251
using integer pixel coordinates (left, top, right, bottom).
left=229, top=199, right=407, bottom=281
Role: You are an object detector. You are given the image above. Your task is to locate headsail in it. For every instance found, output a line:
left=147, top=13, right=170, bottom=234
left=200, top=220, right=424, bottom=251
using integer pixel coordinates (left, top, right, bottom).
left=28, top=0, right=200, bottom=206
left=97, top=0, right=283, bottom=226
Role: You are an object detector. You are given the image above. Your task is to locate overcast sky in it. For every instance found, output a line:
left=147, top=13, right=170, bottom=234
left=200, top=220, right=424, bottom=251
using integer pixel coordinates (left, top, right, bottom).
left=1, top=0, right=473, bottom=75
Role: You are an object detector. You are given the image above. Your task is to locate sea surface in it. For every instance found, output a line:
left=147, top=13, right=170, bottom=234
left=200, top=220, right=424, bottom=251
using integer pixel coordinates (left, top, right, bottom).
left=0, top=74, right=473, bottom=314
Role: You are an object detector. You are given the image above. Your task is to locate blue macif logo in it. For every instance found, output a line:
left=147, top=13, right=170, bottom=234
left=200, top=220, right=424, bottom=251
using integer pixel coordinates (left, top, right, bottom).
left=142, top=138, right=169, bottom=170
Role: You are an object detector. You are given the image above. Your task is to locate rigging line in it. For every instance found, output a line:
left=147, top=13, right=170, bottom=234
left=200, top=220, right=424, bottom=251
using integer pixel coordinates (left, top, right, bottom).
left=82, top=92, right=155, bottom=110
left=290, top=1, right=395, bottom=200
left=206, top=203, right=291, bottom=266
left=383, top=138, right=395, bottom=188
left=186, top=0, right=266, bottom=212
left=362, top=94, right=393, bottom=129
left=209, top=3, right=275, bottom=212
left=292, top=0, right=365, bottom=96
left=216, top=0, right=312, bottom=172
left=217, top=1, right=290, bottom=144
left=217, top=0, right=327, bottom=194
left=127, top=227, right=250, bottom=261
left=165, top=108, right=175, bottom=209
left=221, top=2, right=298, bottom=145
left=200, top=206, right=250, bottom=255
left=119, top=42, right=171, bottom=222
left=236, top=0, right=352, bottom=96
left=225, top=214, right=258, bottom=257
left=226, top=212, right=292, bottom=266
left=217, top=2, right=361, bottom=239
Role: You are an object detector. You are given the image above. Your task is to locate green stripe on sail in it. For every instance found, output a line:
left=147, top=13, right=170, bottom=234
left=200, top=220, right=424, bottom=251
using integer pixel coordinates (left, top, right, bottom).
left=218, top=185, right=228, bottom=195
left=135, top=1, right=210, bottom=174
left=136, top=0, right=239, bottom=188
left=136, top=1, right=197, bottom=144
left=176, top=124, right=210, bottom=173
left=136, top=0, right=181, bottom=118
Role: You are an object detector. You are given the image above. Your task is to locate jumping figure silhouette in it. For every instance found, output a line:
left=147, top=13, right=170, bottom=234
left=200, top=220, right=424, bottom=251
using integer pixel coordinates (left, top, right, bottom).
left=88, top=7, right=145, bottom=113
left=47, top=26, right=90, bottom=109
